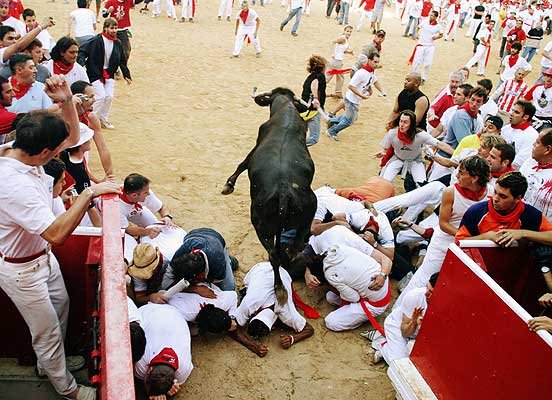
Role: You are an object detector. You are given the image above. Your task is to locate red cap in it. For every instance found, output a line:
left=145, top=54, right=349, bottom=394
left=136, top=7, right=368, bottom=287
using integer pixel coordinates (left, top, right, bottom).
left=150, top=348, right=179, bottom=370
left=544, top=67, right=552, bottom=76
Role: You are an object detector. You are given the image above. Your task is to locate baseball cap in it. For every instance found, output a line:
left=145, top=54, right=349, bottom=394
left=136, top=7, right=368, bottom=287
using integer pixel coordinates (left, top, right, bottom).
left=543, top=67, right=552, bottom=76
left=150, top=347, right=179, bottom=370
left=376, top=29, right=386, bottom=37
left=485, top=115, right=503, bottom=131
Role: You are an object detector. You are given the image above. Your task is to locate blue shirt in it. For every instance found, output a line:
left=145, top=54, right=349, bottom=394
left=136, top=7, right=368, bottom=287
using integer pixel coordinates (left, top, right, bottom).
left=7, top=81, right=53, bottom=113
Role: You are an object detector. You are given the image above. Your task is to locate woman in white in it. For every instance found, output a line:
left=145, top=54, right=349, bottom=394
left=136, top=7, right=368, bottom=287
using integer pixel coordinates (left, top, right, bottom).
left=68, top=0, right=96, bottom=46
left=45, top=37, right=89, bottom=87
left=376, top=110, right=454, bottom=186
left=326, top=25, right=354, bottom=99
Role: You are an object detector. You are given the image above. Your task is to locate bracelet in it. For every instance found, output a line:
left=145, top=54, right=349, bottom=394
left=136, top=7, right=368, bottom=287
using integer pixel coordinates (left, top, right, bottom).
left=85, top=187, right=94, bottom=197
left=289, top=335, right=295, bottom=346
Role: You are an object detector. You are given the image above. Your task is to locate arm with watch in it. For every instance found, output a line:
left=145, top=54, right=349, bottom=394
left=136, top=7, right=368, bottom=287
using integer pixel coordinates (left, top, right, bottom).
left=158, top=205, right=177, bottom=228
left=541, top=266, right=552, bottom=292
left=367, top=247, right=392, bottom=290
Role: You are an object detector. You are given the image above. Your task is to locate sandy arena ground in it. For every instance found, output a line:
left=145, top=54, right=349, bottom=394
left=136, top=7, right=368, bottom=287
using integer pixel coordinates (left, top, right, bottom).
left=28, top=0, right=544, bottom=398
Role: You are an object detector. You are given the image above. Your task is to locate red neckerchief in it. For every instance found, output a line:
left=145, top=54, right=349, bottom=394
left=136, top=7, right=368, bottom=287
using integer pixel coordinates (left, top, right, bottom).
left=511, top=121, right=532, bottom=130
left=532, top=163, right=552, bottom=171
left=239, top=9, right=249, bottom=24
left=53, top=60, right=74, bottom=75
left=454, top=183, right=487, bottom=201
left=79, top=112, right=89, bottom=125
left=487, top=197, right=525, bottom=225
left=508, top=54, right=519, bottom=68
left=460, top=102, right=478, bottom=119
left=102, top=32, right=116, bottom=41
left=362, top=216, right=380, bottom=233
left=429, top=20, right=437, bottom=25
left=25, top=22, right=38, bottom=33
left=373, top=40, right=381, bottom=52
left=362, top=64, right=375, bottom=73
left=10, top=76, right=31, bottom=99
left=397, top=128, right=413, bottom=144
left=491, top=165, right=515, bottom=178
left=119, top=191, right=142, bottom=210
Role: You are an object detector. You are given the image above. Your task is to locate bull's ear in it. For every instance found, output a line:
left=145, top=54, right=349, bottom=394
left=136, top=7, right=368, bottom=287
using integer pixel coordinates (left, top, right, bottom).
left=254, top=95, right=272, bottom=107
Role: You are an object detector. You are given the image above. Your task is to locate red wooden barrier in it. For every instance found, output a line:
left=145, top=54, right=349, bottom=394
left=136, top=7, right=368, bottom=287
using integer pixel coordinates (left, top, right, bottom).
left=99, top=194, right=135, bottom=400
left=409, top=244, right=552, bottom=400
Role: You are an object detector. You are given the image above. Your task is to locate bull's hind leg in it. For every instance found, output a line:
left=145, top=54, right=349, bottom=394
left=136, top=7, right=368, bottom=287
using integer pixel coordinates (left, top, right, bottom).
left=221, top=149, right=255, bottom=195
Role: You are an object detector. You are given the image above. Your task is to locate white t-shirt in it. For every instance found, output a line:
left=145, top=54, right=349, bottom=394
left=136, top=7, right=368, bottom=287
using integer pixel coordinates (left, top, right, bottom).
left=500, top=123, right=539, bottom=169
left=500, top=55, right=532, bottom=82
left=475, top=26, right=492, bottom=43
left=541, top=41, right=552, bottom=69
left=0, top=143, right=55, bottom=258
left=44, top=59, right=90, bottom=87
left=236, top=8, right=258, bottom=27
left=127, top=297, right=142, bottom=324
left=102, top=35, right=114, bottom=69
left=118, top=189, right=163, bottom=229
left=313, top=185, right=364, bottom=221
left=2, top=16, right=25, bottom=37
left=345, top=68, right=377, bottom=105
left=418, top=21, right=444, bottom=46
left=381, top=128, right=439, bottom=161
left=384, top=287, right=427, bottom=339
left=290, top=0, right=303, bottom=9
left=168, top=283, right=238, bottom=322
left=479, top=98, right=498, bottom=120
left=234, top=262, right=306, bottom=332
left=323, top=245, right=388, bottom=303
left=409, top=0, right=423, bottom=17
left=134, top=303, right=193, bottom=384
left=520, top=158, right=552, bottom=220
left=70, top=8, right=97, bottom=37
left=309, top=225, right=374, bottom=256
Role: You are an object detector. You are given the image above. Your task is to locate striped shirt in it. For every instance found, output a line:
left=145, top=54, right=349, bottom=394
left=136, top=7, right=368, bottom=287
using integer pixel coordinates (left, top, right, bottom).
left=494, top=79, right=529, bottom=113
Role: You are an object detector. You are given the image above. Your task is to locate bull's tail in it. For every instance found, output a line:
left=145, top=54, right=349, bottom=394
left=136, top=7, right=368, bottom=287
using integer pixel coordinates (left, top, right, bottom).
left=272, top=187, right=289, bottom=306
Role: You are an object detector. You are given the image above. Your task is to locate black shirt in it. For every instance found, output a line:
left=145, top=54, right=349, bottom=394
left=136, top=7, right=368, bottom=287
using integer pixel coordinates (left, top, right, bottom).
left=397, top=89, right=429, bottom=130
left=60, top=151, right=91, bottom=194
left=302, top=72, right=326, bottom=109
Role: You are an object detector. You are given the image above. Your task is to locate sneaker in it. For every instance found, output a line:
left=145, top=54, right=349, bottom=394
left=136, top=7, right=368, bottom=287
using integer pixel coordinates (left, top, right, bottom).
left=326, top=131, right=339, bottom=141
left=229, top=255, right=239, bottom=271
left=230, top=54, right=239, bottom=58
left=75, top=385, right=97, bottom=400
left=398, top=271, right=413, bottom=293
left=360, top=329, right=382, bottom=342
left=373, top=350, right=383, bottom=364
left=189, top=18, right=194, bottom=22
left=226, top=16, right=231, bottom=21
left=179, top=16, right=186, bottom=22
left=218, top=16, right=221, bottom=20
left=255, top=52, right=262, bottom=58
left=101, top=121, right=115, bottom=130
left=280, top=24, right=284, bottom=31
left=66, top=355, right=86, bottom=372
left=291, top=32, right=298, bottom=36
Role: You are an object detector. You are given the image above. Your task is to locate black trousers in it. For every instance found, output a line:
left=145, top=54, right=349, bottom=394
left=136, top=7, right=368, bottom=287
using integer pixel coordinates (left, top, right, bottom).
left=326, top=0, right=336, bottom=17
left=117, top=29, right=131, bottom=65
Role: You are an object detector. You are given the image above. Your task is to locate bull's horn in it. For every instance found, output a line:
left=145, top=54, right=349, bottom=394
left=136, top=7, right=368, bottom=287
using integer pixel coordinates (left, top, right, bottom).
left=252, top=88, right=272, bottom=99
left=294, top=96, right=311, bottom=108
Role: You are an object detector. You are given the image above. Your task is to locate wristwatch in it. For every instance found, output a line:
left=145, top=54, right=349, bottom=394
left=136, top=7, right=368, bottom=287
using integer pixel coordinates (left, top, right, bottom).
left=378, top=272, right=388, bottom=279
left=542, top=266, right=551, bottom=274
left=163, top=214, right=173, bottom=220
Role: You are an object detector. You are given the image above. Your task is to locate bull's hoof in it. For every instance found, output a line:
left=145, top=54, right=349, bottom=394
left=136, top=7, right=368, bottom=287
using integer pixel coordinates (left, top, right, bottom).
left=221, top=183, right=235, bottom=195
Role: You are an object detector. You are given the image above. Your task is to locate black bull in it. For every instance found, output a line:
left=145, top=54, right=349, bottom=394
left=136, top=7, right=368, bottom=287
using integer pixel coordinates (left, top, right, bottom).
left=221, top=88, right=317, bottom=304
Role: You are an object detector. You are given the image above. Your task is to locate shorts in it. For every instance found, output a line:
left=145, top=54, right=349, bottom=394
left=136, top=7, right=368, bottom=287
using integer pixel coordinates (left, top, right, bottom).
left=371, top=7, right=383, bottom=23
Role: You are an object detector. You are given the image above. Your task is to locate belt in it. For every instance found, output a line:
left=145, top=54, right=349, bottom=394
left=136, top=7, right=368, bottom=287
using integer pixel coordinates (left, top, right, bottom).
left=0, top=248, right=48, bottom=264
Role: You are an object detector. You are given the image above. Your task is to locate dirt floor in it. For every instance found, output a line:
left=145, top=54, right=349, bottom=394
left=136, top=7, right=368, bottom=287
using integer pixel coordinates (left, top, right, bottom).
left=29, top=0, right=530, bottom=398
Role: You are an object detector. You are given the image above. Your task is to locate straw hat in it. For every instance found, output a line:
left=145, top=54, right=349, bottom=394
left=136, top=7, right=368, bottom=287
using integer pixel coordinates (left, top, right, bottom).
left=127, top=244, right=161, bottom=280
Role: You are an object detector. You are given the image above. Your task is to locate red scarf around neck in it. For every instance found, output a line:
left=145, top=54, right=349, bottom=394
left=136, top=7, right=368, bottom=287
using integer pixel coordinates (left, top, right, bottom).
left=53, top=60, right=74, bottom=75
left=102, top=32, right=116, bottom=41
left=511, top=121, right=532, bottom=130
left=460, top=102, right=479, bottom=119
left=487, top=197, right=525, bottom=226
left=454, top=183, right=487, bottom=201
left=397, top=128, right=413, bottom=145
left=119, top=191, right=142, bottom=210
left=429, top=20, right=437, bottom=25
left=239, top=9, right=249, bottom=24
left=10, top=76, right=32, bottom=100
left=362, top=64, right=375, bottom=73
left=508, top=54, right=519, bottom=68
left=491, top=165, right=515, bottom=178
left=532, top=163, right=552, bottom=171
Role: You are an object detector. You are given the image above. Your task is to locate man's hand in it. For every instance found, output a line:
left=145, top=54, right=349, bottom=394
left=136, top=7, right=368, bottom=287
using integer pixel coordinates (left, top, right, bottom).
left=90, top=181, right=121, bottom=197
left=312, top=99, right=320, bottom=109
left=41, top=16, right=56, bottom=29
left=255, top=343, right=268, bottom=357
left=166, top=380, right=181, bottom=397
left=304, top=270, right=320, bottom=288
left=539, top=293, right=552, bottom=308
left=61, top=185, right=77, bottom=203
left=125, top=78, right=132, bottom=85
left=162, top=216, right=177, bottom=228
left=190, top=285, right=217, bottom=299
left=495, top=229, right=524, bottom=247
left=412, top=306, right=424, bottom=326
left=392, top=216, right=413, bottom=230
left=146, top=226, right=162, bottom=239
left=368, top=273, right=385, bottom=290
left=361, top=231, right=376, bottom=246
left=331, top=212, right=347, bottom=222
left=374, top=149, right=388, bottom=157
left=280, top=334, right=294, bottom=349
left=385, top=121, right=394, bottom=131
left=528, top=316, right=552, bottom=332
left=149, top=292, right=169, bottom=304
left=45, top=75, right=73, bottom=103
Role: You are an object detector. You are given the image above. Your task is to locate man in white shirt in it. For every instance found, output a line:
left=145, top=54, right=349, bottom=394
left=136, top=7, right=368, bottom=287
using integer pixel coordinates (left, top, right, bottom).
left=443, top=0, right=461, bottom=41
left=0, top=0, right=25, bottom=37
left=498, top=42, right=531, bottom=86
left=327, top=52, right=379, bottom=140
left=279, top=0, right=303, bottom=36
left=134, top=303, right=193, bottom=398
left=501, top=100, right=539, bottom=169
left=409, top=10, right=444, bottom=82
left=7, top=53, right=53, bottom=113
left=69, top=0, right=98, bottom=45
left=0, top=75, right=120, bottom=400
left=536, top=40, right=552, bottom=84
left=466, top=19, right=495, bottom=75
left=231, top=1, right=261, bottom=58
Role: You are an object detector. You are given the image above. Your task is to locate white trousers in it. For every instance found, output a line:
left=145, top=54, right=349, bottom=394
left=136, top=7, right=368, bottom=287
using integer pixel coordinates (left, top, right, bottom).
left=152, top=0, right=176, bottom=17
left=324, top=291, right=388, bottom=332
left=232, top=25, right=261, bottom=56
left=445, top=14, right=459, bottom=40
left=380, top=158, right=427, bottom=185
left=357, top=10, right=373, bottom=30
left=374, top=181, right=446, bottom=222
left=92, top=78, right=115, bottom=123
left=379, top=319, right=413, bottom=362
left=395, top=212, right=438, bottom=245
left=411, top=45, right=435, bottom=81
left=217, top=0, right=232, bottom=17
left=0, top=253, right=77, bottom=396
left=181, top=0, right=196, bottom=19
left=466, top=44, right=489, bottom=75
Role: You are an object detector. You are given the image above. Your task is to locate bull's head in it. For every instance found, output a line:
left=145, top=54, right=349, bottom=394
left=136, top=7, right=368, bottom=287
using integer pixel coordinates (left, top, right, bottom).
left=252, top=87, right=311, bottom=113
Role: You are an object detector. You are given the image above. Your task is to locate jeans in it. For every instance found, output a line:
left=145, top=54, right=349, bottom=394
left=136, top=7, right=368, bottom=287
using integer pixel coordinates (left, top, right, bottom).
left=338, top=2, right=350, bottom=24
left=328, top=98, right=358, bottom=136
left=522, top=46, right=538, bottom=62
left=326, top=0, right=336, bottom=17
left=216, top=248, right=236, bottom=291
left=281, top=7, right=303, bottom=33
left=499, top=37, right=508, bottom=58
left=404, top=16, right=419, bottom=39
left=459, top=11, right=467, bottom=28
left=306, top=113, right=321, bottom=145
left=75, top=35, right=94, bottom=46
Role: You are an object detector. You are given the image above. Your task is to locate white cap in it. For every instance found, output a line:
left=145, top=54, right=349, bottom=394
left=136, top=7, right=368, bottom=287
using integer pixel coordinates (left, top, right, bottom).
left=250, top=308, right=277, bottom=330
left=74, top=122, right=94, bottom=147
left=348, top=209, right=370, bottom=231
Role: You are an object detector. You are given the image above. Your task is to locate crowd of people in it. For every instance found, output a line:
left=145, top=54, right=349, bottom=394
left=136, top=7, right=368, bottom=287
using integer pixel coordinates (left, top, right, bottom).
left=0, top=0, right=552, bottom=399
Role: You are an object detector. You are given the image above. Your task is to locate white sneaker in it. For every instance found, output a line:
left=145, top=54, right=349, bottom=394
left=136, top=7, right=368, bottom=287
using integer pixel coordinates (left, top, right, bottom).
left=64, top=385, right=97, bottom=400
left=373, top=350, right=383, bottom=364
left=101, top=121, right=115, bottom=130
